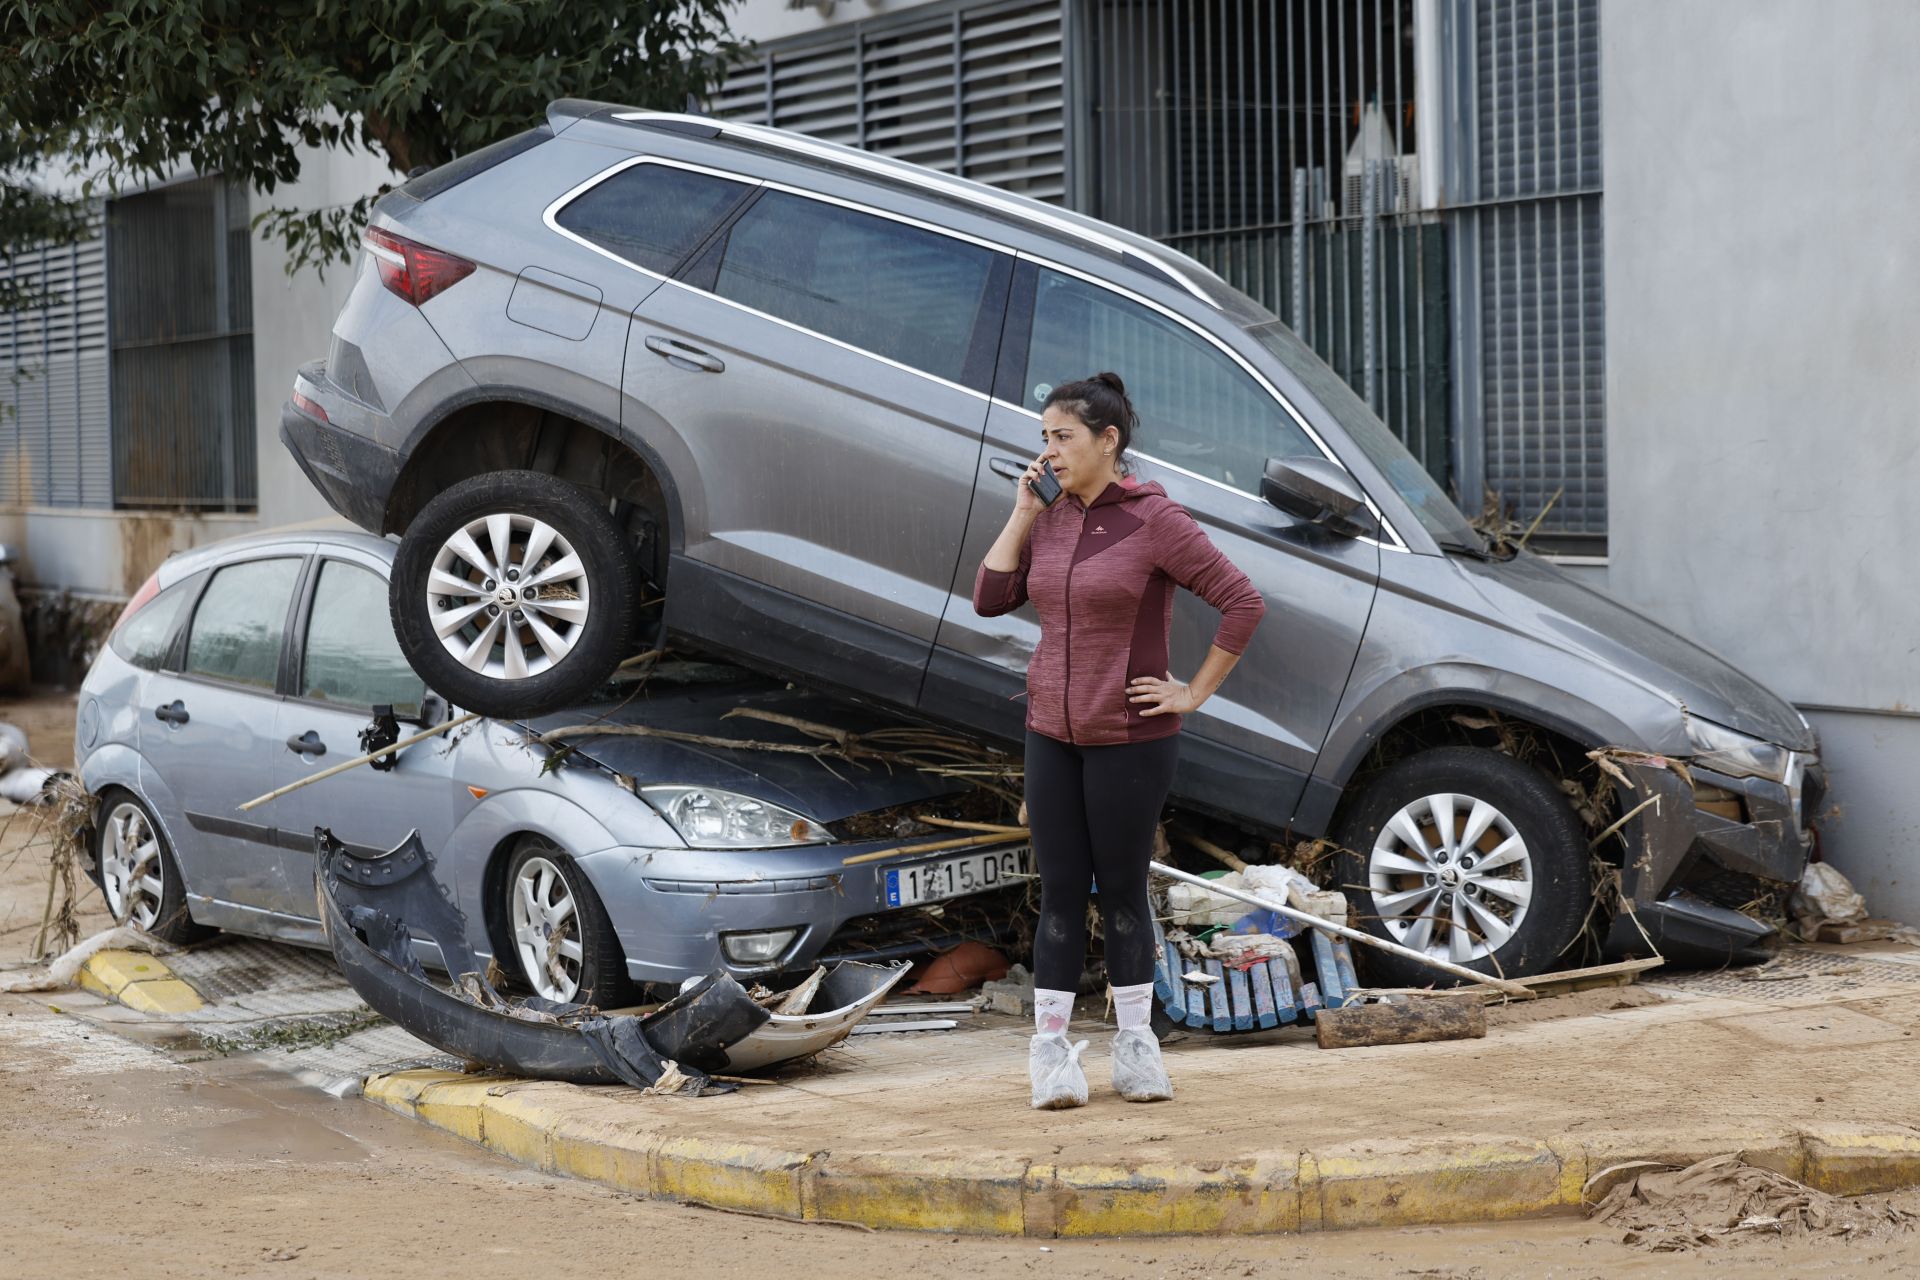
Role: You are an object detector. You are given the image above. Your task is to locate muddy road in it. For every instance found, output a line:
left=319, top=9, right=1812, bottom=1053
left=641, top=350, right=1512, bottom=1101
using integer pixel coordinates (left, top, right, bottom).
left=5, top=689, right=1920, bottom=1278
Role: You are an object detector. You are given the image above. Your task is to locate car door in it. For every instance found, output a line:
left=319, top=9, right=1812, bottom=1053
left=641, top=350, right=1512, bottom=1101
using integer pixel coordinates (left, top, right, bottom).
left=925, top=261, right=1381, bottom=832
left=269, top=551, right=465, bottom=917
left=623, top=178, right=1011, bottom=706
left=139, top=553, right=306, bottom=918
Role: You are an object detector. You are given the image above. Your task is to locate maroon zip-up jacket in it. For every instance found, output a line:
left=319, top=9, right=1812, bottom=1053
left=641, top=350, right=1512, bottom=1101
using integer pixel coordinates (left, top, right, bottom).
left=972, top=478, right=1265, bottom=746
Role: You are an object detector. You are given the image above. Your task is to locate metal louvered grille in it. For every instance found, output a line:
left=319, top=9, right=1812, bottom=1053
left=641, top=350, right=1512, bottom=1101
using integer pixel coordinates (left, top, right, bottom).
left=712, top=0, right=1065, bottom=202
left=1080, top=0, right=1451, bottom=489
left=107, top=176, right=257, bottom=511
left=0, top=218, right=110, bottom=508
left=1471, top=0, right=1604, bottom=547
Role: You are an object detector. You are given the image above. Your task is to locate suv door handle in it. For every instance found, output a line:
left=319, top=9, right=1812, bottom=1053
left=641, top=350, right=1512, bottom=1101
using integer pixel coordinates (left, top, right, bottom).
left=154, top=700, right=189, bottom=727
left=285, top=731, right=327, bottom=758
left=989, top=457, right=1028, bottom=481
left=644, top=335, right=725, bottom=374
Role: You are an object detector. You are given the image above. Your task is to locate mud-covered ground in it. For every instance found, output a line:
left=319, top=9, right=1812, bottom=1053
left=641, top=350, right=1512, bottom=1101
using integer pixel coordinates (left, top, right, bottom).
left=6, top=688, right=1920, bottom=1279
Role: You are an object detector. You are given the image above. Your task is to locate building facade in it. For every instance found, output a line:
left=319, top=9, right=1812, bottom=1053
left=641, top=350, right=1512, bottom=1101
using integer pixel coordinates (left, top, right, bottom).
left=2, top=0, right=1912, bottom=914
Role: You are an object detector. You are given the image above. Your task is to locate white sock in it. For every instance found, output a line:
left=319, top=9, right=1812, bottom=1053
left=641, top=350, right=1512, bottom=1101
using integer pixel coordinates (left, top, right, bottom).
left=1034, top=987, right=1075, bottom=1036
left=1111, top=982, right=1155, bottom=1031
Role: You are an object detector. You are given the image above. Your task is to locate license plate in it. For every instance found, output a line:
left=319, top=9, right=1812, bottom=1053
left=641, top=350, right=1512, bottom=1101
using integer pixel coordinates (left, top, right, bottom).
left=886, top=846, right=1033, bottom=908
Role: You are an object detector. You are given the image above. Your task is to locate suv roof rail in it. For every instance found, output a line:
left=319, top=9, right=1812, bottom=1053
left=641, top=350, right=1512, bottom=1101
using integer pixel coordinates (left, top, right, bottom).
left=547, top=99, right=1218, bottom=307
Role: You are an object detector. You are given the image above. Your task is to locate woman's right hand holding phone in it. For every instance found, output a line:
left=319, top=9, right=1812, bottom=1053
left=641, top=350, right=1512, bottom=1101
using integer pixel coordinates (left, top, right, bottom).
left=1014, top=453, right=1051, bottom=518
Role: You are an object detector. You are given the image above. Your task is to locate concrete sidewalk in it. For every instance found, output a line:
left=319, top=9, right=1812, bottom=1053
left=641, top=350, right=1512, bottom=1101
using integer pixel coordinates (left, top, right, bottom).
left=352, top=943, right=1920, bottom=1236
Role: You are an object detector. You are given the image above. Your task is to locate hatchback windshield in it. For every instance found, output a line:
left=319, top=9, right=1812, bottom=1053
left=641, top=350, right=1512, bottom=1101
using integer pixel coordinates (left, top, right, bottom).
left=1246, top=320, right=1486, bottom=552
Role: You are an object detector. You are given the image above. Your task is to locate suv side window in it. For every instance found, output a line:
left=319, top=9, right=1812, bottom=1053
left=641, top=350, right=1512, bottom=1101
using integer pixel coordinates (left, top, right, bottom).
left=1025, top=268, right=1317, bottom=495
left=300, top=560, right=425, bottom=715
left=110, top=579, right=195, bottom=671
left=554, top=164, right=754, bottom=274
left=713, top=190, right=997, bottom=387
left=184, top=558, right=301, bottom=690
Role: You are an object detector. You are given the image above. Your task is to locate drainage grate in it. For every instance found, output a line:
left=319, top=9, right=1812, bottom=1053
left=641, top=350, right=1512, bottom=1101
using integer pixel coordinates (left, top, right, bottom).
left=168, top=939, right=350, bottom=1001
left=1650, top=947, right=1920, bottom=999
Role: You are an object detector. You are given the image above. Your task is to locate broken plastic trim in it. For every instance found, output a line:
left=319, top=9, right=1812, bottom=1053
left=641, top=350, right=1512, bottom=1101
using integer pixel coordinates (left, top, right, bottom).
left=313, top=828, right=909, bottom=1089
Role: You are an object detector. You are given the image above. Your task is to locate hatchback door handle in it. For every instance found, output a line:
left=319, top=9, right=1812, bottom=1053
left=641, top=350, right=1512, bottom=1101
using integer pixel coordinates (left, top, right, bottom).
left=154, top=700, right=189, bottom=726
left=644, top=335, right=725, bottom=373
left=989, top=457, right=1029, bottom=482
left=285, top=731, right=327, bottom=757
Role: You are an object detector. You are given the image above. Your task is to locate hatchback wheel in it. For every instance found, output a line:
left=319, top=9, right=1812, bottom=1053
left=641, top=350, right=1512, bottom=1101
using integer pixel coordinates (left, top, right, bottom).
left=500, top=838, right=636, bottom=1008
left=1332, top=746, right=1587, bottom=985
left=94, top=792, right=210, bottom=943
left=391, top=470, right=638, bottom=719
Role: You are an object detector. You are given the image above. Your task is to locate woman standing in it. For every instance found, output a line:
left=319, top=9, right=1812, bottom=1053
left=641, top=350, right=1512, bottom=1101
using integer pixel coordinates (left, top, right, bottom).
left=973, top=372, right=1265, bottom=1109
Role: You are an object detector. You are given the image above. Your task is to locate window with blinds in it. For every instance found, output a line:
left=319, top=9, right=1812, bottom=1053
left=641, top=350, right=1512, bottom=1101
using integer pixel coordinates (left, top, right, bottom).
left=711, top=0, right=1066, bottom=204
left=107, top=176, right=257, bottom=512
left=0, top=220, right=110, bottom=508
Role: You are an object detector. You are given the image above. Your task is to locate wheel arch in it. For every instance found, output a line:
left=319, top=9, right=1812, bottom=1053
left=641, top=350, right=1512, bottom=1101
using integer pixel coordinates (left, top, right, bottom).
left=384, top=387, right=683, bottom=577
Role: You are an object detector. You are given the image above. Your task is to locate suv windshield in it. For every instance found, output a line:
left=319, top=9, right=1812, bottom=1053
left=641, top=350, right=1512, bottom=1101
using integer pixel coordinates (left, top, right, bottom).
left=1246, top=320, right=1485, bottom=552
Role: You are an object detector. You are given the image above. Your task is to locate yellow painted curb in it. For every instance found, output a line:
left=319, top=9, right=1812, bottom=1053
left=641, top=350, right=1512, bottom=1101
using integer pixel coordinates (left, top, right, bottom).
left=77, top=949, right=204, bottom=1014
left=359, top=1071, right=1920, bottom=1237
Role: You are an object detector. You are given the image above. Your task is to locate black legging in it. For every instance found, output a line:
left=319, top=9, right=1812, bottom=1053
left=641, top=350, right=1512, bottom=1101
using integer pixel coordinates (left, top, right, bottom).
left=1024, top=728, right=1181, bottom=991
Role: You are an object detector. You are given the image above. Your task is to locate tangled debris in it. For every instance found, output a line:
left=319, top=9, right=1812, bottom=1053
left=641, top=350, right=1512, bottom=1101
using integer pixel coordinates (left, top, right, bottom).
left=0, top=768, right=93, bottom=959
left=1587, top=1154, right=1919, bottom=1251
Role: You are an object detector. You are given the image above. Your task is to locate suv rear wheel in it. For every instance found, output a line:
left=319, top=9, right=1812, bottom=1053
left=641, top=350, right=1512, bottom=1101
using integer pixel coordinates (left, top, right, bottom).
left=1332, top=746, right=1588, bottom=985
left=391, top=470, right=637, bottom=718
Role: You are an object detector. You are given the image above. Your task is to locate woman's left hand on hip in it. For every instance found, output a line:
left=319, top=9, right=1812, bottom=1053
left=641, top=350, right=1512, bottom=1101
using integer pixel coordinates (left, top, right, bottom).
left=1128, top=675, right=1198, bottom=717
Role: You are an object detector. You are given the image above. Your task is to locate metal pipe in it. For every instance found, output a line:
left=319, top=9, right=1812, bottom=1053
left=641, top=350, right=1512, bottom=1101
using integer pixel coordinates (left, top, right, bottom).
left=1148, top=860, right=1534, bottom=997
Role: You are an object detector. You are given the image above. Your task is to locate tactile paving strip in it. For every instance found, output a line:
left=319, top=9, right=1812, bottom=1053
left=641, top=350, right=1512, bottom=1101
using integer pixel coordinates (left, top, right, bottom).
left=1649, top=947, right=1920, bottom=998
left=167, top=938, right=350, bottom=1000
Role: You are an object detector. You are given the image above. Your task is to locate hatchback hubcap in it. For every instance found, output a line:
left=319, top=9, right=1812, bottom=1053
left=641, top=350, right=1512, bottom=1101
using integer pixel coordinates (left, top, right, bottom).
left=510, top=855, right=582, bottom=1002
left=100, top=802, right=164, bottom=930
left=1368, top=792, right=1533, bottom=963
left=428, top=514, right=591, bottom=680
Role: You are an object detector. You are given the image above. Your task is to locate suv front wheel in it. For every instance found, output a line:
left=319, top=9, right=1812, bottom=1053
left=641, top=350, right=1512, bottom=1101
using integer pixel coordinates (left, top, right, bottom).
left=1332, top=746, right=1589, bottom=985
left=390, top=470, right=637, bottom=719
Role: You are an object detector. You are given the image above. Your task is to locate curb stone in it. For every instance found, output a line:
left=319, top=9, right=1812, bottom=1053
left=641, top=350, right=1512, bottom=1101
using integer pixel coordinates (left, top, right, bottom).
left=77, top=948, right=203, bottom=1014
left=361, top=1069, right=1920, bottom=1236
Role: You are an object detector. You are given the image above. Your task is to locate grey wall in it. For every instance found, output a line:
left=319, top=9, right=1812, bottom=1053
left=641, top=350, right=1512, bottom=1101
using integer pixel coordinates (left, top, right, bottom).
left=1602, top=0, right=1920, bottom=918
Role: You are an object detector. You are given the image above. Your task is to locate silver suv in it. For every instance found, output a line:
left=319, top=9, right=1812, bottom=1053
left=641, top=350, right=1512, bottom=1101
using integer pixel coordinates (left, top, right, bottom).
left=282, top=100, right=1821, bottom=982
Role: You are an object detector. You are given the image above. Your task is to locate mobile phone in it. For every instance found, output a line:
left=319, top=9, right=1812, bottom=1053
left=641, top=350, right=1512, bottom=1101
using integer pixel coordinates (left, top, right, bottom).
left=1031, top=460, right=1063, bottom=508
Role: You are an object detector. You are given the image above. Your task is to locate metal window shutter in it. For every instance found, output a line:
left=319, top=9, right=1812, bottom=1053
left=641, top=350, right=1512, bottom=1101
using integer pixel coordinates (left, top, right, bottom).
left=0, top=217, right=110, bottom=508
left=713, top=0, right=1065, bottom=204
left=1475, top=0, right=1604, bottom=540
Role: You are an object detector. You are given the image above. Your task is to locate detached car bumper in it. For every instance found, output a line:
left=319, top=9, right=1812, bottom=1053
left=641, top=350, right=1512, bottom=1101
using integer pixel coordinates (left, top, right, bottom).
left=576, top=835, right=1032, bottom=985
left=1606, top=758, right=1825, bottom=964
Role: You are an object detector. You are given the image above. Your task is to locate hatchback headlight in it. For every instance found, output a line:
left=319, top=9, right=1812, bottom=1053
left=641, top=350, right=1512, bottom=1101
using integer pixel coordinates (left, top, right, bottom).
left=641, top=786, right=832, bottom=849
left=1684, top=717, right=1791, bottom=782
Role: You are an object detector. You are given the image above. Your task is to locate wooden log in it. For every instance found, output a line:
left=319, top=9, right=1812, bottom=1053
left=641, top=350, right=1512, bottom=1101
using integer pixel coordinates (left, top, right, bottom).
left=1314, top=999, right=1488, bottom=1050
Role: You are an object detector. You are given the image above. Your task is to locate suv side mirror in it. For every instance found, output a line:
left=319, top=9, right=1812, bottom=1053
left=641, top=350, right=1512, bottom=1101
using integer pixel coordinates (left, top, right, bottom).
left=1260, top=456, right=1378, bottom=538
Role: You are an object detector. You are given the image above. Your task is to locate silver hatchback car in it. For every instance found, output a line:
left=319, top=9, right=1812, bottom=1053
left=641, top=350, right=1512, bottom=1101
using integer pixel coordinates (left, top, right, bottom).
left=281, top=101, right=1822, bottom=982
left=74, top=528, right=1030, bottom=1005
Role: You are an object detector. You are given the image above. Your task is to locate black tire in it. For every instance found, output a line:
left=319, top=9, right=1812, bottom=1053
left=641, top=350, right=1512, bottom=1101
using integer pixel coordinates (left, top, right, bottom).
left=1331, top=746, right=1588, bottom=986
left=91, top=789, right=213, bottom=945
left=498, top=837, right=637, bottom=1009
left=391, top=469, right=638, bottom=719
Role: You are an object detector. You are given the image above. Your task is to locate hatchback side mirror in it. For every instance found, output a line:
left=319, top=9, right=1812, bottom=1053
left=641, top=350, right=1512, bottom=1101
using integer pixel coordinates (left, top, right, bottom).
left=1260, top=456, right=1377, bottom=538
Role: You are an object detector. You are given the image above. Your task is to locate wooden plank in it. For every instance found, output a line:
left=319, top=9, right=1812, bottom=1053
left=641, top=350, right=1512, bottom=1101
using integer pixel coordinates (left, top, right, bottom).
left=1270, top=948, right=1299, bottom=1023
left=1314, top=999, right=1487, bottom=1049
left=1332, top=937, right=1360, bottom=997
left=1155, top=936, right=1188, bottom=1025
left=1299, top=979, right=1323, bottom=1021
left=1249, top=960, right=1279, bottom=1030
left=849, top=1019, right=956, bottom=1034
left=1227, top=964, right=1254, bottom=1032
left=1311, top=930, right=1347, bottom=1008
left=1204, top=959, right=1231, bottom=1032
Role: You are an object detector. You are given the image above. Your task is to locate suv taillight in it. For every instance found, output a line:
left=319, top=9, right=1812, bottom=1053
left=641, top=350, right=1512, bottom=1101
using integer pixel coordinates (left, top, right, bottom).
left=364, top=226, right=475, bottom=306
left=114, top=572, right=160, bottom=634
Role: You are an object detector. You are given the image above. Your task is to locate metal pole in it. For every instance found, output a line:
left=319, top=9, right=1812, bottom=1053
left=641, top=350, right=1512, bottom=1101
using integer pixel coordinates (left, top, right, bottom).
left=1149, top=860, right=1534, bottom=997
left=1291, top=167, right=1307, bottom=332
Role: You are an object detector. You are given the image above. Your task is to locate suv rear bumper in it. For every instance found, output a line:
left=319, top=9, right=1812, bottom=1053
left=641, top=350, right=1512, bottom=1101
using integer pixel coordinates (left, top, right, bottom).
left=1605, top=759, right=1824, bottom=965
left=280, top=397, right=402, bottom=533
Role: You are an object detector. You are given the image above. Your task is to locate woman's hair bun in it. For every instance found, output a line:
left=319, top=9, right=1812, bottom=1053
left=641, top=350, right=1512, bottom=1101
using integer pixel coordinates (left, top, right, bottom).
left=1092, top=371, right=1127, bottom=396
